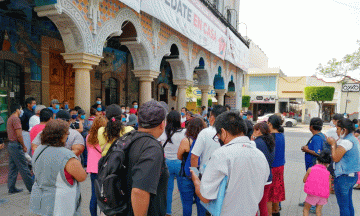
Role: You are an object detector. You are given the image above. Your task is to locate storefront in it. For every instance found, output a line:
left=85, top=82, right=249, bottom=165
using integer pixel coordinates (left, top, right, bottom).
left=250, top=95, right=276, bottom=121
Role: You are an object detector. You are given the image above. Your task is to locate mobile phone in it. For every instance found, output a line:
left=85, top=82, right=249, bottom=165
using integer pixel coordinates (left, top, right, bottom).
left=189, top=167, right=200, bottom=177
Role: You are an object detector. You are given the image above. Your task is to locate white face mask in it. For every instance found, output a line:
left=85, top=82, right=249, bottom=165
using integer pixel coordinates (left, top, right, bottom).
left=122, top=109, right=125, bottom=113
left=340, top=129, right=346, bottom=139
left=330, top=121, right=335, bottom=127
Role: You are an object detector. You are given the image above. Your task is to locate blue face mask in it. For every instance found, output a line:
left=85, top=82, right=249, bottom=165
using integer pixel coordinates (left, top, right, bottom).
left=81, top=115, right=86, bottom=120
left=71, top=114, right=78, bottom=119
left=242, top=115, right=247, bottom=120
left=32, top=105, right=36, bottom=111
left=19, top=109, right=24, bottom=118
left=356, top=124, right=359, bottom=129
left=64, top=104, right=69, bottom=109
left=55, top=104, right=60, bottom=109
left=122, top=117, right=126, bottom=122
left=134, top=105, right=138, bottom=109
left=181, top=112, right=185, bottom=116
left=97, top=107, right=102, bottom=112
left=96, top=101, right=101, bottom=105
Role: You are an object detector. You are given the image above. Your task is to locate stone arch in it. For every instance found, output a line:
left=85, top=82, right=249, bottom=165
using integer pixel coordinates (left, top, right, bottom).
left=225, top=70, right=236, bottom=91
left=94, top=7, right=155, bottom=71
left=191, top=50, right=210, bottom=71
left=35, top=0, right=94, bottom=54
left=158, top=35, right=190, bottom=80
left=191, top=50, right=212, bottom=86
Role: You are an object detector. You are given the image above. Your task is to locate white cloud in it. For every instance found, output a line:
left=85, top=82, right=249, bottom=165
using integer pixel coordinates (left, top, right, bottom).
left=239, top=0, right=360, bottom=76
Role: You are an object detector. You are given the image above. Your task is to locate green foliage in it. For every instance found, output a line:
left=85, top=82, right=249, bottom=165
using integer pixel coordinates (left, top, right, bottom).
left=197, top=98, right=201, bottom=107
left=317, top=40, right=360, bottom=78
left=304, top=86, right=335, bottom=102
left=208, top=99, right=212, bottom=107
left=242, top=96, right=251, bottom=108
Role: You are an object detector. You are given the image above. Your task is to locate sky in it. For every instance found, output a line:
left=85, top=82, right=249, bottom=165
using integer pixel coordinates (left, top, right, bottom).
left=238, top=0, right=360, bottom=77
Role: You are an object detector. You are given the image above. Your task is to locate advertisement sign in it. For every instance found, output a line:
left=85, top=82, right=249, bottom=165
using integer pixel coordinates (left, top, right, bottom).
left=121, top=0, right=141, bottom=13
left=141, top=0, right=227, bottom=59
left=225, top=28, right=249, bottom=72
left=342, top=83, right=360, bottom=92
left=251, top=95, right=276, bottom=104
left=193, top=89, right=216, bottom=97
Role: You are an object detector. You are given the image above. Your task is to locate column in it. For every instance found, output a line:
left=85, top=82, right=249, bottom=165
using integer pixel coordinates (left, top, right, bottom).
left=133, top=70, right=160, bottom=105
left=62, top=53, right=102, bottom=116
left=199, top=85, right=212, bottom=109
left=215, top=89, right=227, bottom=105
left=173, top=80, right=193, bottom=110
left=275, top=100, right=280, bottom=113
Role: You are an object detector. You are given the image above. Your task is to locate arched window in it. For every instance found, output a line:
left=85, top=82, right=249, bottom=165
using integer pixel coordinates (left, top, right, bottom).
left=213, top=0, right=219, bottom=9
left=227, top=10, right=232, bottom=23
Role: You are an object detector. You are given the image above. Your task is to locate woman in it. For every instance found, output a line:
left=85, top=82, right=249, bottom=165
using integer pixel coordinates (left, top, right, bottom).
left=158, top=111, right=186, bottom=216
left=327, top=118, right=360, bottom=216
left=252, top=122, right=276, bottom=216
left=177, top=118, right=206, bottom=216
left=87, top=116, right=107, bottom=216
left=29, top=119, right=87, bottom=215
left=267, top=115, right=286, bottom=216
left=98, top=104, right=134, bottom=156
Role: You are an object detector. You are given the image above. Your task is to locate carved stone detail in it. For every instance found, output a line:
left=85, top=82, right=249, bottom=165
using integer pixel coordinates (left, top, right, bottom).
left=152, top=17, right=161, bottom=52
left=89, top=0, right=103, bottom=35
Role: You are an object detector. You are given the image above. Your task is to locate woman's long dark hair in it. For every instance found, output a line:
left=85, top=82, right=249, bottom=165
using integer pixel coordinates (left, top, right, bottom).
left=185, top=118, right=206, bottom=140
left=165, top=111, right=183, bottom=144
left=268, top=114, right=284, bottom=133
left=104, top=104, right=125, bottom=143
left=254, top=122, right=275, bottom=152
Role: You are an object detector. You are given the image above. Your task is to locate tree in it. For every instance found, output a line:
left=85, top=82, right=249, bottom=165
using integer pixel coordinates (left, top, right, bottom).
left=317, top=40, right=360, bottom=78
left=304, top=86, right=335, bottom=118
left=242, top=96, right=251, bottom=108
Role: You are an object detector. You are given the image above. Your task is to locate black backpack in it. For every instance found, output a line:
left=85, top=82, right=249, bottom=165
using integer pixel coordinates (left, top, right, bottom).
left=94, top=130, right=155, bottom=216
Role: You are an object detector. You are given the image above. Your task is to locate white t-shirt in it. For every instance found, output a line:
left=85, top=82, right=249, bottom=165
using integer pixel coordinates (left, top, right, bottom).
left=338, top=139, right=353, bottom=151
left=29, top=115, right=40, bottom=131
left=326, top=127, right=338, bottom=140
left=158, top=129, right=186, bottom=160
left=200, top=136, right=269, bottom=216
left=191, top=126, right=220, bottom=174
left=181, top=117, right=186, bottom=124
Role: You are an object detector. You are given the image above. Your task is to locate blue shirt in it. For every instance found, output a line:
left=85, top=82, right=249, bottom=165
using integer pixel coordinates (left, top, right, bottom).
left=48, top=107, right=60, bottom=114
left=272, top=133, right=286, bottom=168
left=255, top=136, right=275, bottom=183
left=305, top=134, right=324, bottom=170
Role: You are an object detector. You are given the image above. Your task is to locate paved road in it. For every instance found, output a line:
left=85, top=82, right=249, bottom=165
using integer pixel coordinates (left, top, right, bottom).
left=1, top=128, right=360, bottom=215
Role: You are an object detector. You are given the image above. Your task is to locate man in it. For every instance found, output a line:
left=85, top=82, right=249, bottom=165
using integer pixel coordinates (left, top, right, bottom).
left=180, top=107, right=187, bottom=127
left=191, top=105, right=227, bottom=175
left=20, top=97, right=36, bottom=132
left=62, top=101, right=71, bottom=112
left=7, top=103, right=34, bottom=194
left=48, top=99, right=60, bottom=115
left=129, top=101, right=138, bottom=114
left=32, top=110, right=85, bottom=158
left=244, top=111, right=254, bottom=139
left=300, top=117, right=326, bottom=210
left=69, top=109, right=83, bottom=133
left=190, top=111, right=269, bottom=216
left=29, top=105, right=46, bottom=130
left=127, top=100, right=169, bottom=215
left=326, top=113, right=343, bottom=141
left=30, top=108, right=53, bottom=147
left=91, top=97, right=106, bottom=111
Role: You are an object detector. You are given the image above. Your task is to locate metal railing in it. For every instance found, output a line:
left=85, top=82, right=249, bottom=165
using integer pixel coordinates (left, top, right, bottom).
left=199, top=0, right=249, bottom=47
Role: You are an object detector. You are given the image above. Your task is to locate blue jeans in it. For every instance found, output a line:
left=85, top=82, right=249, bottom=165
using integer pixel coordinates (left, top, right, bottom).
left=334, top=173, right=358, bottom=216
left=90, top=173, right=98, bottom=216
left=7, top=141, right=33, bottom=192
left=165, top=159, right=181, bottom=215
left=178, top=176, right=206, bottom=216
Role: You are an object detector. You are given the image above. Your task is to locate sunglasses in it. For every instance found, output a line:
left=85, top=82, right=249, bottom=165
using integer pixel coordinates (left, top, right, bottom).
left=212, top=134, right=219, bottom=142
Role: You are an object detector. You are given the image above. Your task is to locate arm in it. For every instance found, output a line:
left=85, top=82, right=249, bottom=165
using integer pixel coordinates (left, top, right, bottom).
left=301, top=145, right=320, bottom=157
left=191, top=154, right=200, bottom=168
left=15, top=128, right=26, bottom=152
left=327, top=137, right=347, bottom=162
left=65, top=158, right=87, bottom=182
left=191, top=170, right=211, bottom=203
left=72, top=144, right=85, bottom=156
left=76, top=121, right=83, bottom=133
left=177, top=138, right=190, bottom=160
left=131, top=188, right=150, bottom=216
left=303, top=168, right=311, bottom=183
left=191, top=132, right=205, bottom=167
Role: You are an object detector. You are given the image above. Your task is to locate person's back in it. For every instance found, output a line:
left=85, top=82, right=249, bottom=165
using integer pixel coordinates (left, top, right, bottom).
left=159, top=129, right=186, bottom=159
left=304, top=164, right=330, bottom=198
left=30, top=145, right=81, bottom=215
left=201, top=136, right=269, bottom=215
left=272, top=133, right=286, bottom=168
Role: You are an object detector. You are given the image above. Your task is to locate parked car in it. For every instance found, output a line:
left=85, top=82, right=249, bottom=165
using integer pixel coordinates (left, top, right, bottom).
left=257, top=113, right=298, bottom=127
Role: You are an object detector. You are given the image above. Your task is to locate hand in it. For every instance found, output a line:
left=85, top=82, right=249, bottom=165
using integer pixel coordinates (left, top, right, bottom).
left=327, top=137, right=336, bottom=146
left=251, top=136, right=256, bottom=141
left=0, top=143, right=4, bottom=150
left=190, top=170, right=200, bottom=185
left=301, top=145, right=309, bottom=152
left=23, top=146, right=27, bottom=153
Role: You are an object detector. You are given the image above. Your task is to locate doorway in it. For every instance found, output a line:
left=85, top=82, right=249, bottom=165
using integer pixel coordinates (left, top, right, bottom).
left=105, top=78, right=118, bottom=106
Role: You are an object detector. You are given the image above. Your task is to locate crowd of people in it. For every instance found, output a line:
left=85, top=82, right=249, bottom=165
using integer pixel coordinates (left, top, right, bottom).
left=3, top=95, right=360, bottom=216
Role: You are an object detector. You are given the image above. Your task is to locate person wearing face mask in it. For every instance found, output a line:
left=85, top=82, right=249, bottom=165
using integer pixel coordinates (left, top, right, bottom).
left=21, top=97, right=36, bottom=132
left=129, top=101, right=139, bottom=114
left=69, top=109, right=83, bottom=133
left=91, top=97, right=105, bottom=111
left=326, top=114, right=344, bottom=140
left=327, top=118, right=360, bottom=216
left=190, top=111, right=269, bottom=216
left=62, top=101, right=71, bottom=112
left=180, top=107, right=187, bottom=128
left=7, top=103, right=34, bottom=194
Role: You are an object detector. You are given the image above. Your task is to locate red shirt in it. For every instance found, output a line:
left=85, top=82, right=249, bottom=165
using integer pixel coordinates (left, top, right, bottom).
left=6, top=115, right=22, bottom=141
left=129, top=108, right=137, bottom=114
left=30, top=124, right=46, bottom=143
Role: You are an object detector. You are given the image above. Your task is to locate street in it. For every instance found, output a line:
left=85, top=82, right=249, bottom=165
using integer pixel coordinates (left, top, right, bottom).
left=1, top=127, right=360, bottom=215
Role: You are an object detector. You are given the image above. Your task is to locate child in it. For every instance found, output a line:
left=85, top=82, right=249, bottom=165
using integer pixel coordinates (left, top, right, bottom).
left=303, top=151, right=331, bottom=216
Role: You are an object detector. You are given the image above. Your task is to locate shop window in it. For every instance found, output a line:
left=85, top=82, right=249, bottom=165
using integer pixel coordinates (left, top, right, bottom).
left=0, top=60, right=24, bottom=105
left=105, top=78, right=118, bottom=106
left=249, top=76, right=276, bottom=92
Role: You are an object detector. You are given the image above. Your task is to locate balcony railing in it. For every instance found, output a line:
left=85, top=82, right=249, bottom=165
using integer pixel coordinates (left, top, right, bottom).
left=199, top=0, right=249, bottom=48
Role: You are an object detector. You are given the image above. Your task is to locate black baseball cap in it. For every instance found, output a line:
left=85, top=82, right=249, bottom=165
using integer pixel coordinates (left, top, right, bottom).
left=56, top=110, right=71, bottom=121
left=138, top=100, right=166, bottom=129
